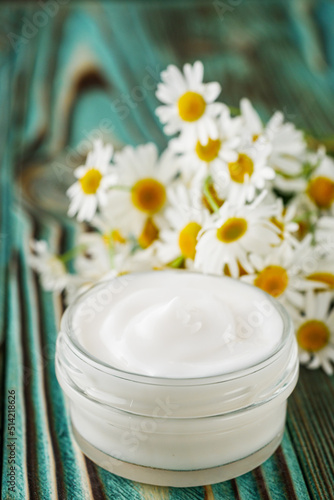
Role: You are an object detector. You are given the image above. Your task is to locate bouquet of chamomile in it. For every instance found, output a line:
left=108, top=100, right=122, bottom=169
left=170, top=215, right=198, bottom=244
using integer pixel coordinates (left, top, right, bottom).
left=30, top=61, right=334, bottom=375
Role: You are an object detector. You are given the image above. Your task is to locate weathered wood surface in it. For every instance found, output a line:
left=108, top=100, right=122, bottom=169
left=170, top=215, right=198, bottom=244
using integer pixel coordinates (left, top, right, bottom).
left=1, top=2, right=334, bottom=498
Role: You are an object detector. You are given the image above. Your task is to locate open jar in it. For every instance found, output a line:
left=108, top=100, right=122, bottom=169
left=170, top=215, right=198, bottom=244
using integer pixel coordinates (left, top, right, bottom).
left=56, top=271, right=298, bottom=487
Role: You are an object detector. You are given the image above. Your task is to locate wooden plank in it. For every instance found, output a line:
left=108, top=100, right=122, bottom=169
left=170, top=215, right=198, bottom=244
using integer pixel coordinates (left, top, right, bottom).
left=287, top=369, right=334, bottom=499
left=0, top=55, right=12, bottom=435
left=1, top=260, right=29, bottom=500
left=36, top=218, right=94, bottom=500
left=234, top=470, right=267, bottom=500
left=14, top=209, right=58, bottom=499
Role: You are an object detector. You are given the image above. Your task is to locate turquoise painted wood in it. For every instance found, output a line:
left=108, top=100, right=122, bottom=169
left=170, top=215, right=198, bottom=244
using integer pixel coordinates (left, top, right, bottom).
left=1, top=1, right=334, bottom=499
left=2, top=271, right=29, bottom=500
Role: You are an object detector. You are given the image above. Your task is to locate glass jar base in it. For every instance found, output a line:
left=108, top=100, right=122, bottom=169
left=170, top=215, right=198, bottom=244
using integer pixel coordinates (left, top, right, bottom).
left=72, top=425, right=284, bottom=487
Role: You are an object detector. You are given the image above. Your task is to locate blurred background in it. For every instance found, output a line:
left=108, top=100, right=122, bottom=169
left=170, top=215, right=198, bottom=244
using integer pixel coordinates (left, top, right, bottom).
left=1, top=0, right=334, bottom=216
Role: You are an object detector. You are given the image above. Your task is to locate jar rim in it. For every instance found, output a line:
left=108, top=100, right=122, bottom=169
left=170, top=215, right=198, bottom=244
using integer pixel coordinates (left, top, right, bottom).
left=61, top=270, right=294, bottom=385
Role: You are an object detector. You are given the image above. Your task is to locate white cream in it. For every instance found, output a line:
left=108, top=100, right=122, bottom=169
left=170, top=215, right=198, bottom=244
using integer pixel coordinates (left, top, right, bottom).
left=74, top=272, right=283, bottom=378
left=56, top=271, right=298, bottom=486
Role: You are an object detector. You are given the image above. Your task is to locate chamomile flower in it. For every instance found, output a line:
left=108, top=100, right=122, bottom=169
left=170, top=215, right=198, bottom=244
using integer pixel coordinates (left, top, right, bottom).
left=156, top=61, right=225, bottom=145
left=29, top=240, right=70, bottom=291
left=306, top=155, right=334, bottom=212
left=265, top=111, right=306, bottom=174
left=239, top=99, right=307, bottom=190
left=194, top=193, right=280, bottom=278
left=240, top=99, right=306, bottom=161
left=286, top=193, right=317, bottom=240
left=270, top=198, right=300, bottom=248
left=274, top=149, right=324, bottom=194
left=119, top=245, right=162, bottom=274
left=315, top=215, right=334, bottom=250
left=67, top=139, right=115, bottom=222
left=302, top=247, right=334, bottom=290
left=242, top=237, right=321, bottom=310
left=290, top=290, right=334, bottom=375
left=173, top=108, right=240, bottom=183
left=74, top=233, right=112, bottom=280
left=273, top=167, right=307, bottom=194
left=104, top=143, right=178, bottom=244
left=238, top=98, right=264, bottom=143
left=156, top=185, right=210, bottom=266
left=212, top=140, right=275, bottom=204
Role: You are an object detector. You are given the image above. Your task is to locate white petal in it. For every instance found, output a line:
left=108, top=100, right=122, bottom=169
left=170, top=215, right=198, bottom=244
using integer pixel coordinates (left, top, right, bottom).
left=203, top=82, right=221, bottom=103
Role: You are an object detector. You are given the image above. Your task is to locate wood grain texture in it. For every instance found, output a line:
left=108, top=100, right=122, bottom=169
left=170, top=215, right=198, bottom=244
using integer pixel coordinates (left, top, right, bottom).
left=1, top=1, right=334, bottom=499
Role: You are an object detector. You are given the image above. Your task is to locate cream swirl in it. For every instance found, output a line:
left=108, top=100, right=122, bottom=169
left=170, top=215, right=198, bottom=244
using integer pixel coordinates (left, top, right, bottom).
left=75, top=272, right=284, bottom=378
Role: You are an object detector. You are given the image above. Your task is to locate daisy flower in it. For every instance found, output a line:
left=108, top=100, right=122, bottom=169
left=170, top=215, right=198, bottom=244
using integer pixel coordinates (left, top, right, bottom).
left=67, top=139, right=115, bottom=222
left=278, top=150, right=334, bottom=222
left=290, top=290, right=334, bottom=375
left=212, top=139, right=275, bottom=204
left=29, top=240, right=70, bottom=291
left=314, top=215, right=334, bottom=251
left=242, top=237, right=322, bottom=310
left=104, top=143, right=179, bottom=246
left=194, top=193, right=280, bottom=278
left=265, top=111, right=306, bottom=175
left=239, top=99, right=307, bottom=191
left=119, top=245, right=162, bottom=274
left=74, top=233, right=112, bottom=281
left=302, top=244, right=334, bottom=291
left=238, top=98, right=264, bottom=144
left=74, top=231, right=156, bottom=279
left=156, top=185, right=210, bottom=266
left=156, top=61, right=225, bottom=145
left=286, top=192, right=318, bottom=240
left=274, top=149, right=324, bottom=194
left=270, top=198, right=300, bottom=248
left=239, top=99, right=306, bottom=163
left=173, top=108, right=240, bottom=184
left=305, top=154, right=334, bottom=212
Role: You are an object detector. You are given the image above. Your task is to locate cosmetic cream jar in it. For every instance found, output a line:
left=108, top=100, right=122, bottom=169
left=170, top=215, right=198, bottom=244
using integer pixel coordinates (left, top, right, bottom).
left=56, top=271, right=298, bottom=487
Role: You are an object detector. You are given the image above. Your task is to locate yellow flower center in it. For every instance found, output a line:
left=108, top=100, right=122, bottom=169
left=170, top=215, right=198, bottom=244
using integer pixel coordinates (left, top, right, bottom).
left=217, top=217, right=248, bottom=243
left=80, top=168, right=103, bottom=194
left=178, top=91, right=206, bottom=122
left=131, top=178, right=166, bottom=214
left=307, top=272, right=334, bottom=288
left=254, top=265, right=289, bottom=297
left=138, top=218, right=159, bottom=249
left=228, top=153, right=254, bottom=184
left=307, top=176, right=334, bottom=209
left=103, top=230, right=126, bottom=246
left=195, top=138, right=221, bottom=162
left=112, top=230, right=126, bottom=244
left=297, top=320, right=330, bottom=352
left=178, top=222, right=201, bottom=260
left=252, top=134, right=259, bottom=142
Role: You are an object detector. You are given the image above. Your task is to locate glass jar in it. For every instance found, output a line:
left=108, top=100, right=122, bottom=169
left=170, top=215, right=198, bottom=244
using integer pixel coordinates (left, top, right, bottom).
left=56, top=272, right=299, bottom=487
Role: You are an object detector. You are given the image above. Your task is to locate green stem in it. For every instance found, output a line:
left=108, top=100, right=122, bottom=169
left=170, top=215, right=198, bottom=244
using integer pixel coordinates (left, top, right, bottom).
left=229, top=105, right=240, bottom=116
left=169, top=256, right=185, bottom=269
left=292, top=211, right=318, bottom=224
left=108, top=242, right=115, bottom=269
left=203, top=176, right=219, bottom=213
left=59, top=244, right=87, bottom=263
